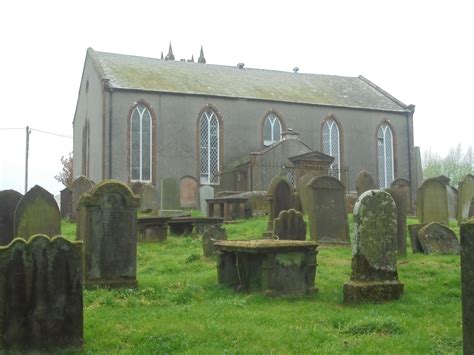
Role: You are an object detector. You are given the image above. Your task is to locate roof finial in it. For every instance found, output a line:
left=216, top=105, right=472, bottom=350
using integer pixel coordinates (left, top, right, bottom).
left=165, top=42, right=175, bottom=61
left=198, top=45, right=206, bottom=64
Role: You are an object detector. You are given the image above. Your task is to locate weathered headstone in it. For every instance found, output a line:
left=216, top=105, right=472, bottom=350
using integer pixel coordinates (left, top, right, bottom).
left=343, top=190, right=404, bottom=303
left=413, top=146, right=423, bottom=188
left=14, top=185, right=60, bottom=240
left=407, top=223, right=424, bottom=253
left=458, top=174, right=474, bottom=224
left=470, top=197, right=474, bottom=218
left=77, top=180, right=140, bottom=288
left=355, top=170, right=376, bottom=196
left=71, top=176, right=94, bottom=220
left=0, top=235, right=83, bottom=351
left=461, top=220, right=474, bottom=355
left=264, top=176, right=293, bottom=236
left=179, top=176, right=199, bottom=208
left=161, top=178, right=180, bottom=210
left=199, top=185, right=214, bottom=216
left=391, top=178, right=411, bottom=211
left=60, top=187, right=72, bottom=219
left=307, top=176, right=350, bottom=244
left=140, top=183, right=159, bottom=212
left=296, top=174, right=315, bottom=215
left=386, top=183, right=409, bottom=256
left=202, top=226, right=227, bottom=257
left=416, top=177, right=449, bottom=225
left=446, top=185, right=458, bottom=223
left=273, top=209, right=306, bottom=241
left=129, top=181, right=145, bottom=196
left=417, top=222, right=460, bottom=254
left=0, top=190, right=23, bottom=245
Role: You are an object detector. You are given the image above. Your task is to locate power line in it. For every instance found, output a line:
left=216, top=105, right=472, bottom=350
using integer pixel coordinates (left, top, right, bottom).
left=0, top=126, right=72, bottom=138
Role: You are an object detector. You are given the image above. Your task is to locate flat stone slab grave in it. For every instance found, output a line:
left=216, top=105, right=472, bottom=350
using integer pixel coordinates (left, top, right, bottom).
left=214, top=239, right=318, bottom=297
left=137, top=216, right=172, bottom=242
left=168, top=217, right=224, bottom=236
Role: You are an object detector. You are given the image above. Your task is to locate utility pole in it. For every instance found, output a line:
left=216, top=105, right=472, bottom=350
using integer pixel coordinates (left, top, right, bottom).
left=24, top=126, right=31, bottom=193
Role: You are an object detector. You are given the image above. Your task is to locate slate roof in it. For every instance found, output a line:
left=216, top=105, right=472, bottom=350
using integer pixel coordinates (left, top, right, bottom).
left=89, top=48, right=410, bottom=112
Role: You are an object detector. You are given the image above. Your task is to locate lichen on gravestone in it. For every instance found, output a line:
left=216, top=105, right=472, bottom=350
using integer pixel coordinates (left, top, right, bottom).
left=0, top=234, right=83, bottom=351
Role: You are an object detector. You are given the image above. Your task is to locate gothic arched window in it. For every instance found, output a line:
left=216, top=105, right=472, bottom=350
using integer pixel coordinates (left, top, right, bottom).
left=130, top=104, right=152, bottom=182
left=199, top=110, right=220, bottom=184
left=322, top=118, right=341, bottom=179
left=377, top=122, right=394, bottom=188
left=263, top=113, right=282, bottom=146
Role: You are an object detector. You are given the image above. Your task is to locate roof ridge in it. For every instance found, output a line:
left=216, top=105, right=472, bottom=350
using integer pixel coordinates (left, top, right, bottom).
left=94, top=49, right=359, bottom=79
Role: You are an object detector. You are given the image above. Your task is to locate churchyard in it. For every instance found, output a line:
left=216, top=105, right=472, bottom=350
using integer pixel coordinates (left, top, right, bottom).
left=59, top=216, right=462, bottom=354
left=0, top=173, right=472, bottom=353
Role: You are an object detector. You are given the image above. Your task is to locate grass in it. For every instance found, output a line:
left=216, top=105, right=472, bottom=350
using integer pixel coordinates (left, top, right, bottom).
left=61, top=215, right=463, bottom=354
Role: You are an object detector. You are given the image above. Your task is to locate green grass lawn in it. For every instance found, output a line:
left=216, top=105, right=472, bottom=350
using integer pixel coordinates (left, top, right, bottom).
left=62, top=216, right=462, bottom=354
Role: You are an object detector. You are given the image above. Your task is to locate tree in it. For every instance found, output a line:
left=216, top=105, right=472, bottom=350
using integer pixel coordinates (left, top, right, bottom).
left=423, top=144, right=473, bottom=186
left=54, top=152, right=73, bottom=188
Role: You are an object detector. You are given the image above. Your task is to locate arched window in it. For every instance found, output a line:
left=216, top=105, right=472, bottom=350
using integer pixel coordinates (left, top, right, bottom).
left=322, top=118, right=341, bottom=179
left=377, top=122, right=394, bottom=188
left=199, top=110, right=220, bottom=185
left=263, top=113, right=282, bottom=146
left=130, top=104, right=152, bottom=182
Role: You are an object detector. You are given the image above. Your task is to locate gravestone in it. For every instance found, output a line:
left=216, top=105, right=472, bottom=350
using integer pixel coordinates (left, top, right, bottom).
left=391, top=178, right=411, bottom=212
left=202, top=226, right=227, bottom=257
left=446, top=185, right=458, bottom=223
left=71, top=176, right=94, bottom=220
left=355, top=170, right=376, bottom=196
left=179, top=176, right=199, bottom=208
left=0, top=190, right=23, bottom=245
left=460, top=220, right=474, bottom=355
left=417, top=222, right=460, bottom=254
left=129, top=181, right=145, bottom=196
left=343, top=190, right=404, bottom=303
left=296, top=174, right=315, bottom=215
left=407, top=223, right=424, bottom=253
left=60, top=187, right=72, bottom=219
left=386, top=183, right=409, bottom=255
left=414, top=146, right=423, bottom=188
left=457, top=174, right=474, bottom=224
left=470, top=197, right=474, bottom=218
left=77, top=180, right=140, bottom=288
left=307, top=176, right=350, bottom=244
left=0, top=235, right=83, bottom=351
left=14, top=185, right=60, bottom=240
left=416, top=177, right=449, bottom=225
left=264, top=176, right=293, bottom=236
left=274, top=209, right=306, bottom=241
left=140, top=183, right=159, bottom=212
left=199, top=185, right=214, bottom=216
left=161, top=178, right=180, bottom=210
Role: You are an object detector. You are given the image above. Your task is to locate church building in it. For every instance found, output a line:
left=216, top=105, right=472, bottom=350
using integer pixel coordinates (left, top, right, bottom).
left=73, top=45, right=416, bottom=198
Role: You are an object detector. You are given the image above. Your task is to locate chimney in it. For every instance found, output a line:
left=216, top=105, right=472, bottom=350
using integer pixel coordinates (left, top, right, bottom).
left=281, top=128, right=299, bottom=140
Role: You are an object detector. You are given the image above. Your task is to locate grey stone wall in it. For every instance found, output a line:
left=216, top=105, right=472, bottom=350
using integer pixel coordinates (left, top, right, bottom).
left=75, top=79, right=413, bottom=192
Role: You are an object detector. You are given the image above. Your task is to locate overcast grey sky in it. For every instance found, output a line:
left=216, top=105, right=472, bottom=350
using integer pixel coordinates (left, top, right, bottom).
left=0, top=0, right=472, bottom=195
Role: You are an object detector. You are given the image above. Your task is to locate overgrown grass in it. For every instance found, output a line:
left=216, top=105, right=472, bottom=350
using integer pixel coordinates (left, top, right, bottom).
left=61, top=215, right=462, bottom=354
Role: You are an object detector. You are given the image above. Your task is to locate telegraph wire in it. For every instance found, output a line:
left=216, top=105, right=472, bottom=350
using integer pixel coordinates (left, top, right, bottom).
left=30, top=128, right=72, bottom=139
left=0, top=126, right=72, bottom=139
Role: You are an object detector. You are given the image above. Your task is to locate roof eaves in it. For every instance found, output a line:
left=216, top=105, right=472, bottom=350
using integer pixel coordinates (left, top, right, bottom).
left=358, top=75, right=411, bottom=112
left=108, top=86, right=410, bottom=114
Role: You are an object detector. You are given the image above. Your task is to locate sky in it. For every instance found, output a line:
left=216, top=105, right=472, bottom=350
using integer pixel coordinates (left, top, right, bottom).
left=0, top=0, right=473, bottom=196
